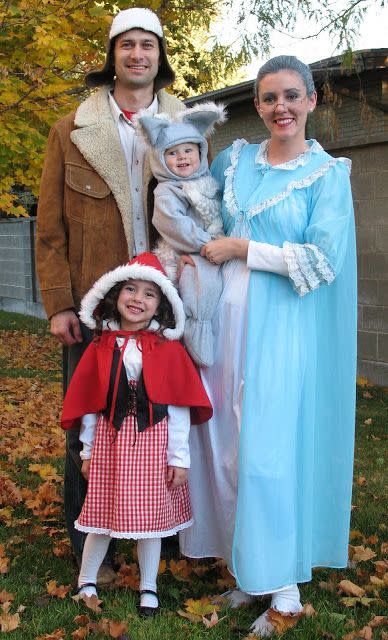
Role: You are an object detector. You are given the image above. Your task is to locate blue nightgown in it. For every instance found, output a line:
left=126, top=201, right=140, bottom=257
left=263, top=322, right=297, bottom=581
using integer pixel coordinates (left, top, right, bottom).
left=180, top=139, right=357, bottom=594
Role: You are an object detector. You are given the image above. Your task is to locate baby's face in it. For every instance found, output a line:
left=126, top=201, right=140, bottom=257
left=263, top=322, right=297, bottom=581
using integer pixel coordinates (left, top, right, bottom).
left=164, top=142, right=201, bottom=178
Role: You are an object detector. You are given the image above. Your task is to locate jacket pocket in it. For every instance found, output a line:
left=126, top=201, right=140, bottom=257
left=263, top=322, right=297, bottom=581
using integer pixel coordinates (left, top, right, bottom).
left=65, top=163, right=111, bottom=228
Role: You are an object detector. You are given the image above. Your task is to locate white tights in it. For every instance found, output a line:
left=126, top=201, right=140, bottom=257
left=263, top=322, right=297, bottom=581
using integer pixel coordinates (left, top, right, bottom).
left=78, top=533, right=161, bottom=606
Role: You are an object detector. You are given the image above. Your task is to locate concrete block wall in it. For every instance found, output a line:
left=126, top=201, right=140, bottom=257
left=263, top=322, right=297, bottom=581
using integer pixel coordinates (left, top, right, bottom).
left=338, top=143, right=388, bottom=385
left=0, top=219, right=45, bottom=318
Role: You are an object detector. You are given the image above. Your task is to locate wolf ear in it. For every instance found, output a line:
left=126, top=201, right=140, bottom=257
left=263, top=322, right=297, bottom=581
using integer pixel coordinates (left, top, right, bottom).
left=136, top=115, right=170, bottom=147
left=179, top=102, right=226, bottom=136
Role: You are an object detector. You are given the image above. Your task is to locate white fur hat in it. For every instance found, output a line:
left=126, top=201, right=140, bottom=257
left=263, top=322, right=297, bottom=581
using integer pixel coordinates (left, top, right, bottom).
left=109, top=8, right=164, bottom=40
left=79, top=252, right=185, bottom=340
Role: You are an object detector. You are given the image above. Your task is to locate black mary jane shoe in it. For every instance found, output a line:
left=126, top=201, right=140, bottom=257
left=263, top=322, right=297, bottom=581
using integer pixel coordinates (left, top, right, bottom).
left=138, top=589, right=160, bottom=618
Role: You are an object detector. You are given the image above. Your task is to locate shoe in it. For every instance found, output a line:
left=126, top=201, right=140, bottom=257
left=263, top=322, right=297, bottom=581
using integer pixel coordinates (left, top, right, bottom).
left=97, top=564, right=117, bottom=586
left=73, top=582, right=98, bottom=597
left=138, top=590, right=160, bottom=617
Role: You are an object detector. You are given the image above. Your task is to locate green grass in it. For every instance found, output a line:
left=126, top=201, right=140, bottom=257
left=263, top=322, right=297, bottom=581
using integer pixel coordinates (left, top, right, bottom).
left=0, top=311, right=387, bottom=640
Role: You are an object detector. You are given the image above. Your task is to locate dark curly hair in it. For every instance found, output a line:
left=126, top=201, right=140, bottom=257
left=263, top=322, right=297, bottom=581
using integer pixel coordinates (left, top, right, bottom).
left=93, top=279, right=176, bottom=336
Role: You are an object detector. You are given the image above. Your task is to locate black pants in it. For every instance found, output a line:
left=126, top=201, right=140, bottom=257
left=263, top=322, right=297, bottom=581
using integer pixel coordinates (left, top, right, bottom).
left=63, top=321, right=115, bottom=566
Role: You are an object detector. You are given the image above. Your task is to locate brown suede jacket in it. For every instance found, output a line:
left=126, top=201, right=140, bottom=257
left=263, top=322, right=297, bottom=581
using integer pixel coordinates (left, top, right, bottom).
left=35, top=86, right=185, bottom=319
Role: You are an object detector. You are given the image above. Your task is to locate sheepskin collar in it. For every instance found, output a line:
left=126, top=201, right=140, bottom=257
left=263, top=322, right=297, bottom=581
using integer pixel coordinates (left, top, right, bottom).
left=70, top=86, right=185, bottom=253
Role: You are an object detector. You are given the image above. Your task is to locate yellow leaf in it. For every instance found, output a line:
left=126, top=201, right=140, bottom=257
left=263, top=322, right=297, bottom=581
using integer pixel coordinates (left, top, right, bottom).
left=184, top=597, right=220, bottom=617
left=29, top=463, right=62, bottom=482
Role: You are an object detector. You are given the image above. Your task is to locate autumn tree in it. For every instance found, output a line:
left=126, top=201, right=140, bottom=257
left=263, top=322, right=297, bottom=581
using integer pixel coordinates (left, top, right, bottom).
left=0, top=0, right=247, bottom=217
left=0, top=0, right=384, bottom=217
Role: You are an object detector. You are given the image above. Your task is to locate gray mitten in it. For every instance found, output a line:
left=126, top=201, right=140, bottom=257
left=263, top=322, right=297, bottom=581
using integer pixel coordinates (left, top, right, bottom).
left=178, top=254, right=223, bottom=367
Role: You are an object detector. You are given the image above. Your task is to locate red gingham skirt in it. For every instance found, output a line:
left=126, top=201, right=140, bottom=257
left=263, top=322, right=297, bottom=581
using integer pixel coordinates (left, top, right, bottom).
left=75, top=413, right=192, bottom=538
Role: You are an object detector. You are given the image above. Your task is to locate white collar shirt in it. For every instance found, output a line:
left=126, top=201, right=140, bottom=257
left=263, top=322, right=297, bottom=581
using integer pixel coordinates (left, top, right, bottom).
left=108, top=92, right=158, bottom=256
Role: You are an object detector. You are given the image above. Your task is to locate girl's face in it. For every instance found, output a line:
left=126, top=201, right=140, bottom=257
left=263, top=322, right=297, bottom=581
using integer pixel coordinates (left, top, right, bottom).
left=254, top=70, right=317, bottom=145
left=117, top=279, right=161, bottom=331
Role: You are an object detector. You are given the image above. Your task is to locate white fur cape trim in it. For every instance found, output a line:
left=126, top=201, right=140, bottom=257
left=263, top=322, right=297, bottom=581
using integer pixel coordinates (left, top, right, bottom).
left=79, top=264, right=185, bottom=340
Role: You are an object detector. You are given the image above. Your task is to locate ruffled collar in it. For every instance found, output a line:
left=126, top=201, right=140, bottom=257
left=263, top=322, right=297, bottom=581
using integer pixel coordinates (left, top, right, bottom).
left=255, top=139, right=323, bottom=170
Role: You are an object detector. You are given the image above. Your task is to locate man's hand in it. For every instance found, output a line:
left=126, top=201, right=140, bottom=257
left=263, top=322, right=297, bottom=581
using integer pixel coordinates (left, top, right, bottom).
left=50, top=310, right=83, bottom=346
left=167, top=466, right=188, bottom=488
left=81, top=459, right=91, bottom=481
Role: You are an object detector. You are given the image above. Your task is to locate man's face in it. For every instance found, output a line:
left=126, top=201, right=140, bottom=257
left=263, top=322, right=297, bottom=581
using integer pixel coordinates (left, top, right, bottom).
left=113, top=29, right=160, bottom=90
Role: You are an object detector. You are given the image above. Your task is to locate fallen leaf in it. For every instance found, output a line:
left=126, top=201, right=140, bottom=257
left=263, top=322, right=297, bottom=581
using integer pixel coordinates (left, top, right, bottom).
left=351, top=546, right=376, bottom=563
left=0, top=590, right=14, bottom=603
left=338, top=580, right=365, bottom=597
left=356, top=476, right=367, bottom=486
left=340, top=596, right=379, bottom=608
left=381, top=542, right=388, bottom=554
left=374, top=559, right=388, bottom=577
left=170, top=558, right=192, bottom=581
left=46, top=580, right=71, bottom=599
left=71, top=592, right=103, bottom=613
left=29, top=463, right=62, bottom=482
left=184, top=597, right=220, bottom=617
left=368, top=615, right=388, bottom=628
left=303, top=603, right=317, bottom=617
left=158, top=559, right=167, bottom=575
left=364, top=418, right=372, bottom=426
left=202, top=610, right=222, bottom=628
left=71, top=628, right=88, bottom=639
left=319, top=579, right=337, bottom=593
left=115, top=562, right=139, bottom=590
left=366, top=535, right=378, bottom=545
left=109, top=620, right=129, bottom=638
left=0, top=602, right=20, bottom=632
left=36, top=630, right=66, bottom=640
left=73, top=614, right=90, bottom=626
left=177, top=608, right=202, bottom=623
left=349, top=530, right=364, bottom=542
left=267, top=607, right=304, bottom=634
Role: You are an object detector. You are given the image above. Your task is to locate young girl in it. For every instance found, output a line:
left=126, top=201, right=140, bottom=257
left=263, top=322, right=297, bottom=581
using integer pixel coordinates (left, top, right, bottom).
left=61, top=252, right=212, bottom=616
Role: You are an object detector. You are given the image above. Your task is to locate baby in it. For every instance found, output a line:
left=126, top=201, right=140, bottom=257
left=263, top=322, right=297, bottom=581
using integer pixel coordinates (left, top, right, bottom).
left=136, top=103, right=226, bottom=367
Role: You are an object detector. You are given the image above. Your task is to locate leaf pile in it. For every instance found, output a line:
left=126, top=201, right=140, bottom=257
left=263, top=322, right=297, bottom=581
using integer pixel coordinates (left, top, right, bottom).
left=0, top=319, right=387, bottom=639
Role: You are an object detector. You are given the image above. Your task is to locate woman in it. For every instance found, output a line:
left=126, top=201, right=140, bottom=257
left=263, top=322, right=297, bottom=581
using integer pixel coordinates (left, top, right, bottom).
left=180, top=56, right=357, bottom=636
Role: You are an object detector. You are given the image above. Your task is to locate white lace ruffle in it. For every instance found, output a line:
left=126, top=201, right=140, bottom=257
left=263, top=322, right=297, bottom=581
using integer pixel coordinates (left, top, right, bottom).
left=255, top=139, right=323, bottom=170
left=247, top=158, right=351, bottom=219
left=74, top=518, right=194, bottom=539
left=283, top=241, right=335, bottom=296
left=224, top=138, right=248, bottom=217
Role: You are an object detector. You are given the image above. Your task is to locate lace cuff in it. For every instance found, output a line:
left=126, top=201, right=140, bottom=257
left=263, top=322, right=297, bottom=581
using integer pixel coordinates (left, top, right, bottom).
left=283, top=242, right=335, bottom=296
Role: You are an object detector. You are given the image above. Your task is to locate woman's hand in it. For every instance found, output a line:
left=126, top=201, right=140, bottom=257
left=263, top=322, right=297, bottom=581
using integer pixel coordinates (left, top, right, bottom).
left=200, top=238, right=249, bottom=264
left=167, top=466, right=188, bottom=488
left=81, top=459, right=91, bottom=481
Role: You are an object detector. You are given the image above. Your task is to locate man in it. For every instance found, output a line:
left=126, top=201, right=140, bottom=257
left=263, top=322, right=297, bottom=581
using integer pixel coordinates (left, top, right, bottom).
left=36, top=7, right=185, bottom=581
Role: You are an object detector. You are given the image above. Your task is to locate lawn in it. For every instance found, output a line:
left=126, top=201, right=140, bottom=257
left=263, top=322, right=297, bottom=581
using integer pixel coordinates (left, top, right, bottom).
left=0, top=310, right=387, bottom=639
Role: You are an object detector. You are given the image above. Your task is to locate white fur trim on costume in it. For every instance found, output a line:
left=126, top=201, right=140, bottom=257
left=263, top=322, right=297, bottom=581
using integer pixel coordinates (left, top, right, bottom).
left=176, top=101, right=227, bottom=135
left=79, top=263, right=185, bottom=340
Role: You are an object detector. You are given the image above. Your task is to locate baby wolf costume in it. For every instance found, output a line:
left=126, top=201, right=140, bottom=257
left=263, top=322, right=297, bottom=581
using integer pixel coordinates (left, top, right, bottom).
left=135, top=103, right=226, bottom=367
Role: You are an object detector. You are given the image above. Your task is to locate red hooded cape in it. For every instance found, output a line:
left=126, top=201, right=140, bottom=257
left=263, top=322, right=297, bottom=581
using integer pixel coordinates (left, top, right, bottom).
left=61, top=331, right=212, bottom=430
